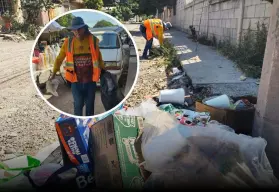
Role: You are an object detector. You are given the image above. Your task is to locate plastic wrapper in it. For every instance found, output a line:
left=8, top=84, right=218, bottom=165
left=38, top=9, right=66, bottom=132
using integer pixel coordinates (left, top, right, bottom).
left=0, top=156, right=41, bottom=191
left=46, top=79, right=60, bottom=97
left=141, top=122, right=279, bottom=188
left=117, top=99, right=160, bottom=117
left=152, top=38, right=160, bottom=48
left=100, top=70, right=124, bottom=111
left=207, top=120, right=235, bottom=133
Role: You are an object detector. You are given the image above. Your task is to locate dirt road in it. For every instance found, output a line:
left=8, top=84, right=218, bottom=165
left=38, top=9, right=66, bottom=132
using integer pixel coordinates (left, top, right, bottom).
left=124, top=24, right=168, bottom=107
left=0, top=39, right=60, bottom=160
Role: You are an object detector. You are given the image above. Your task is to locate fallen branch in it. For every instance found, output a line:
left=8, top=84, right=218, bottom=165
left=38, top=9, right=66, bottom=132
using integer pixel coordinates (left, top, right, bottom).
left=0, top=33, right=25, bottom=42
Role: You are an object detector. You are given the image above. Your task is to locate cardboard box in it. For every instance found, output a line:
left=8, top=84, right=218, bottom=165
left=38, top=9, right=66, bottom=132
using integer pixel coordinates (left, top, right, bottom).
left=195, top=96, right=256, bottom=135
left=89, top=114, right=145, bottom=190
left=55, top=116, right=92, bottom=174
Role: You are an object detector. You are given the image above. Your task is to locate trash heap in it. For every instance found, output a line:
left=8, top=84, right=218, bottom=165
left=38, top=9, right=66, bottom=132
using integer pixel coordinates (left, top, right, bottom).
left=1, top=95, right=279, bottom=191
left=117, top=98, right=279, bottom=189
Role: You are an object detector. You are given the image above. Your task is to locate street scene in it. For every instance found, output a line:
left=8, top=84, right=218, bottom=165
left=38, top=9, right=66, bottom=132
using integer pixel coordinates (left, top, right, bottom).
left=0, top=0, right=279, bottom=191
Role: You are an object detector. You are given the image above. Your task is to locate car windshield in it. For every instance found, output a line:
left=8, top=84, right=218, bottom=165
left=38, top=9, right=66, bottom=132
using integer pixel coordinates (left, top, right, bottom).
left=94, top=33, right=120, bottom=49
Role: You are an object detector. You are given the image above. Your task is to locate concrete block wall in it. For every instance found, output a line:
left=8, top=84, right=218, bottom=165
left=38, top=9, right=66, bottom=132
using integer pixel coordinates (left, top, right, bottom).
left=242, top=0, right=271, bottom=30
left=163, top=0, right=272, bottom=43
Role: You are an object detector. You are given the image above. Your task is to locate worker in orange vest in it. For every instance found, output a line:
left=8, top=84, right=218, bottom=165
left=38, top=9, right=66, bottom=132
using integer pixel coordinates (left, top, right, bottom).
left=140, top=18, right=165, bottom=59
left=50, top=17, right=105, bottom=116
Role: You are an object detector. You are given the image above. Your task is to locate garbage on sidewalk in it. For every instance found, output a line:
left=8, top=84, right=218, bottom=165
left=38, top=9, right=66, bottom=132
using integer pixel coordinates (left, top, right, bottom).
left=196, top=95, right=256, bottom=134
left=118, top=100, right=279, bottom=189
left=91, top=115, right=145, bottom=190
left=54, top=114, right=145, bottom=191
left=55, top=117, right=93, bottom=174
left=159, top=103, right=210, bottom=126
left=1, top=94, right=276, bottom=191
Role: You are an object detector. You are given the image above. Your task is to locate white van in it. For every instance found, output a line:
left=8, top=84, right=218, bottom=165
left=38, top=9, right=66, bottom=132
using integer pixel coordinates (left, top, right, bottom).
left=90, top=26, right=130, bottom=83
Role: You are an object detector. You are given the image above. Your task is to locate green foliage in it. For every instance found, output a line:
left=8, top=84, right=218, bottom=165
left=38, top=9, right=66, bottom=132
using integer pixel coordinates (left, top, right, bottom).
left=217, top=22, right=268, bottom=78
left=197, top=34, right=213, bottom=46
left=10, top=18, right=24, bottom=32
left=56, top=14, right=75, bottom=27
left=2, top=10, right=13, bottom=20
left=20, top=0, right=57, bottom=24
left=84, top=0, right=104, bottom=10
left=108, top=0, right=139, bottom=21
left=93, top=20, right=114, bottom=28
left=151, top=39, right=181, bottom=71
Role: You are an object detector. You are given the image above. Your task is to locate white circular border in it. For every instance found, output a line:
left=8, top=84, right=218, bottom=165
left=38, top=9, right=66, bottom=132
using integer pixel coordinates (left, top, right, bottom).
left=29, top=9, right=140, bottom=119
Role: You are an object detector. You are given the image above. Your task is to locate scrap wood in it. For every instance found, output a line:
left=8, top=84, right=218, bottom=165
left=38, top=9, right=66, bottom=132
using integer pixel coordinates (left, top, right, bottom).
left=0, top=33, right=24, bottom=42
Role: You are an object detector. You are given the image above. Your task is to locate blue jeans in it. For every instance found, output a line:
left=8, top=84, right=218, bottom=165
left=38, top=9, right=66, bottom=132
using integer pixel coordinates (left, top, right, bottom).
left=142, top=38, right=153, bottom=58
left=140, top=24, right=153, bottom=58
left=71, top=82, right=96, bottom=116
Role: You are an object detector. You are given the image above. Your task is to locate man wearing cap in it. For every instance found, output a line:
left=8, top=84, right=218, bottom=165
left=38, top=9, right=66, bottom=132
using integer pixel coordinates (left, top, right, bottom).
left=51, top=17, right=105, bottom=116
left=140, top=18, right=165, bottom=60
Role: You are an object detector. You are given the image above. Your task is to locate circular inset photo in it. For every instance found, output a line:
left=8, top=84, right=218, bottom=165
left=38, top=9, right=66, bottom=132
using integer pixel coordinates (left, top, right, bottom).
left=30, top=9, right=139, bottom=118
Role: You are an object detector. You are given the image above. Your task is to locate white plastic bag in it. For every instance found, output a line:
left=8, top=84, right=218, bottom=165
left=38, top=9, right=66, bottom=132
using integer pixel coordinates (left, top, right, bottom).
left=152, top=38, right=160, bottom=48
left=117, top=99, right=160, bottom=117
left=46, top=79, right=60, bottom=97
left=142, top=123, right=279, bottom=188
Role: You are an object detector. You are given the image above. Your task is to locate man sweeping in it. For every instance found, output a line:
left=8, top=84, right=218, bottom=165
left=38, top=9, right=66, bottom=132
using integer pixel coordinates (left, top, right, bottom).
left=139, top=18, right=165, bottom=60
left=50, top=17, right=105, bottom=116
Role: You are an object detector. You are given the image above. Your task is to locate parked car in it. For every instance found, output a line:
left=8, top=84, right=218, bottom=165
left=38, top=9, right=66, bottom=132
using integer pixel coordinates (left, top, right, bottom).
left=90, top=26, right=130, bottom=85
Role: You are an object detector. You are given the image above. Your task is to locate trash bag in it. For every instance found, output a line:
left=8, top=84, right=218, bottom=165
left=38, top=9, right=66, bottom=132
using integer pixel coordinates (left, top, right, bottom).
left=38, top=165, right=95, bottom=192
left=100, top=70, right=124, bottom=111
left=141, top=123, right=279, bottom=189
left=46, top=79, right=60, bottom=97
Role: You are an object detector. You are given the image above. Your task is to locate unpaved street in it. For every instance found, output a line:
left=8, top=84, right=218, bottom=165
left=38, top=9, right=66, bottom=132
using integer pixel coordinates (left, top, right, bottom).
left=125, top=24, right=168, bottom=107
left=0, top=40, right=59, bottom=161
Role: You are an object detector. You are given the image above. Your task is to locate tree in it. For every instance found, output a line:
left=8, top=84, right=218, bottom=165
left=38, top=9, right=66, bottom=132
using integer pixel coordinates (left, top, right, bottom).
left=56, top=13, right=75, bottom=27
left=20, top=0, right=58, bottom=24
left=107, top=0, right=139, bottom=21
left=84, top=0, right=104, bottom=10
left=93, top=20, right=115, bottom=28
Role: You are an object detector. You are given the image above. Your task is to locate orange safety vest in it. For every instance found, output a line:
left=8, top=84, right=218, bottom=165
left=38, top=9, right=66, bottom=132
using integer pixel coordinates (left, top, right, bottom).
left=143, top=19, right=163, bottom=41
left=64, top=35, right=101, bottom=83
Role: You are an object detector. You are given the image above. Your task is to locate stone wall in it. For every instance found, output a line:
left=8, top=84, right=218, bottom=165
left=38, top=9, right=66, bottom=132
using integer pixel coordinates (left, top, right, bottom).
left=160, top=0, right=272, bottom=43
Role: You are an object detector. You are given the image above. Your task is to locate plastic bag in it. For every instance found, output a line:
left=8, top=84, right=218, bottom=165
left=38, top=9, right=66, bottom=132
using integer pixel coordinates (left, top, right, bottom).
left=46, top=79, right=60, bottom=97
left=152, top=38, right=160, bottom=48
left=0, top=156, right=41, bottom=191
left=100, top=70, right=124, bottom=111
left=141, top=123, right=279, bottom=188
left=117, top=99, right=160, bottom=117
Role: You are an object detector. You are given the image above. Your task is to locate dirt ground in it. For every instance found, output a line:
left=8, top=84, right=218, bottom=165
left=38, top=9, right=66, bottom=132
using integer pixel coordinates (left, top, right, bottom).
left=0, top=39, right=60, bottom=161
left=124, top=24, right=168, bottom=107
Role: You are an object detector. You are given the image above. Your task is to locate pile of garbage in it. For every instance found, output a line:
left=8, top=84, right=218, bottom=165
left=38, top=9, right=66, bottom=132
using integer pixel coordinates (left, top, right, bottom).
left=117, top=99, right=279, bottom=189
left=1, top=96, right=278, bottom=191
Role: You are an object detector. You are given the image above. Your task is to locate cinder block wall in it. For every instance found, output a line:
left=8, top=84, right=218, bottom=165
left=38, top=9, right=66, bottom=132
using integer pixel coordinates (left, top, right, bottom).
left=161, top=0, right=272, bottom=43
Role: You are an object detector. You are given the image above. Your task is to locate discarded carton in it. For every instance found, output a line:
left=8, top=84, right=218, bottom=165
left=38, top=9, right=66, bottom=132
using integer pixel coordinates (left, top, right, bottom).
left=195, top=96, right=257, bottom=135
left=55, top=116, right=92, bottom=174
left=89, top=114, right=145, bottom=190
